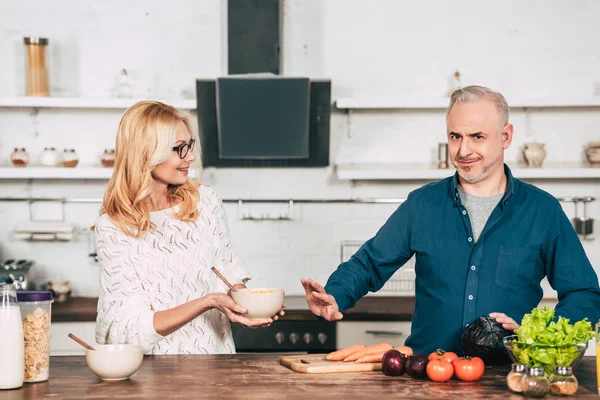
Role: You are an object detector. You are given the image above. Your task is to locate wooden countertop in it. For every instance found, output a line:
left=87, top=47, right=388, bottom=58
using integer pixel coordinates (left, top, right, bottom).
left=5, top=355, right=598, bottom=399
left=52, top=296, right=416, bottom=323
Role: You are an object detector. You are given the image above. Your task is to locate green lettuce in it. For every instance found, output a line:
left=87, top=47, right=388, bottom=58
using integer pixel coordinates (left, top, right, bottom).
left=512, top=307, right=594, bottom=375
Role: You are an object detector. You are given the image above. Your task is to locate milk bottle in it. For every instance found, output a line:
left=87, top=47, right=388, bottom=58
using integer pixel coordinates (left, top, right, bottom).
left=0, top=283, right=24, bottom=389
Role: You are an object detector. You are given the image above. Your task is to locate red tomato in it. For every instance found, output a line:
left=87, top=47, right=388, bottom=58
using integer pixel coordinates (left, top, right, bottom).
left=453, top=357, right=485, bottom=382
left=426, top=359, right=454, bottom=382
left=427, top=349, right=458, bottom=363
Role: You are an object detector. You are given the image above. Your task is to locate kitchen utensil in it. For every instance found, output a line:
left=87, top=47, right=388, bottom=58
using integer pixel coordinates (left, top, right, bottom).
left=437, top=143, right=448, bottom=169
left=85, top=344, right=143, bottom=380
left=571, top=197, right=595, bottom=239
left=230, top=288, right=284, bottom=319
left=0, top=259, right=34, bottom=290
left=211, top=267, right=237, bottom=292
left=68, top=333, right=95, bottom=351
left=280, top=354, right=382, bottom=373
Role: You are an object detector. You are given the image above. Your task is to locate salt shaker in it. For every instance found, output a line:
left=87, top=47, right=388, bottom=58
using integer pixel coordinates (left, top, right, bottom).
left=506, top=363, right=527, bottom=393
left=549, top=366, right=578, bottom=396
left=521, top=367, right=550, bottom=398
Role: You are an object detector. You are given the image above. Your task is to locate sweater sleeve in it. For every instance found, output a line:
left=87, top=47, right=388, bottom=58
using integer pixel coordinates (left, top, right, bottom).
left=207, top=187, right=251, bottom=287
left=95, top=217, right=164, bottom=353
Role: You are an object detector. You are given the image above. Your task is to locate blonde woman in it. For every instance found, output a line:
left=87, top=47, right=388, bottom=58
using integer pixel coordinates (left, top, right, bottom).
left=95, top=101, right=283, bottom=354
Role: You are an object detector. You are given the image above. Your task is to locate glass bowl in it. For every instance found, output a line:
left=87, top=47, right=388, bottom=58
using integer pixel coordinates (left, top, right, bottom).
left=503, top=335, right=588, bottom=376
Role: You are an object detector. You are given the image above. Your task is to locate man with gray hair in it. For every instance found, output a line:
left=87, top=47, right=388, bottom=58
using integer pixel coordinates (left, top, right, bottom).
left=302, top=85, right=600, bottom=355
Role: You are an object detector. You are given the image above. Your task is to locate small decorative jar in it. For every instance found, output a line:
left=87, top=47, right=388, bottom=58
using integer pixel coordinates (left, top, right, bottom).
left=523, top=142, right=547, bottom=168
left=549, top=366, right=578, bottom=396
left=506, top=363, right=528, bottom=393
left=584, top=141, right=600, bottom=167
left=101, top=149, right=115, bottom=167
left=10, top=148, right=30, bottom=167
left=521, top=367, right=550, bottom=398
left=61, top=149, right=79, bottom=168
left=39, top=147, right=60, bottom=167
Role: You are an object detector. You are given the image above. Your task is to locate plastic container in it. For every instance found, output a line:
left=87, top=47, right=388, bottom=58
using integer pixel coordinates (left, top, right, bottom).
left=16, top=291, right=54, bottom=383
left=549, top=366, right=578, bottom=396
left=0, top=283, right=24, bottom=390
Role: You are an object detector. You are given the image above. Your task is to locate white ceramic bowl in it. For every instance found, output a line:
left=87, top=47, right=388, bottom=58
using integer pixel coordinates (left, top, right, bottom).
left=85, top=344, right=144, bottom=380
left=231, top=288, right=285, bottom=319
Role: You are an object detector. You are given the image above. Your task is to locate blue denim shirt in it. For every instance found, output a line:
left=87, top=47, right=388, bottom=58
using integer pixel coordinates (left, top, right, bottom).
left=325, top=165, right=600, bottom=354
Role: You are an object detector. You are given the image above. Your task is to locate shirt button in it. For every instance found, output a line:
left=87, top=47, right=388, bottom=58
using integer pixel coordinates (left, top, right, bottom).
left=468, top=295, right=474, bottom=300
left=462, top=210, right=467, bottom=215
left=468, top=237, right=473, bottom=242
left=471, top=265, right=476, bottom=270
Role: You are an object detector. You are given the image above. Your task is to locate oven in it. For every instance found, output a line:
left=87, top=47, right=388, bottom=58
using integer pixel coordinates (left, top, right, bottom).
left=231, top=320, right=336, bottom=353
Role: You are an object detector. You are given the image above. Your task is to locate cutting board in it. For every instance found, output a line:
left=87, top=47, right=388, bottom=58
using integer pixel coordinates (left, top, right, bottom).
left=280, top=354, right=382, bottom=374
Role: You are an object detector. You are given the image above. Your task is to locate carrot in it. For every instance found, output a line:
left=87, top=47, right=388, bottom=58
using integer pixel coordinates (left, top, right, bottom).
left=355, top=350, right=386, bottom=364
left=343, top=343, right=392, bottom=362
left=355, top=345, right=413, bottom=363
left=327, top=344, right=367, bottom=361
left=394, top=345, right=413, bottom=357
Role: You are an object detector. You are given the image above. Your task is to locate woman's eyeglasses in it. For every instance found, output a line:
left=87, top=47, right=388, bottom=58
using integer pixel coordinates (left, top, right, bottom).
left=173, top=139, right=195, bottom=159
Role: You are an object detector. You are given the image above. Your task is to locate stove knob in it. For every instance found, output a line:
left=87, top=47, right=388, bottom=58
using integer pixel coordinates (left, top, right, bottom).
left=289, top=332, right=299, bottom=344
left=275, top=332, right=285, bottom=344
left=317, top=333, right=327, bottom=344
left=303, top=333, right=313, bottom=344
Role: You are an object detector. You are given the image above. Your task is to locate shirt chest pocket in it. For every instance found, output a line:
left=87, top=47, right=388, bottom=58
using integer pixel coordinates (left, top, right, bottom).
left=495, top=245, right=541, bottom=290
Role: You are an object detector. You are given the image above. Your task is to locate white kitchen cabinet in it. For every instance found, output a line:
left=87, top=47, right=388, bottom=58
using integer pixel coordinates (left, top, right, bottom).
left=50, top=322, right=97, bottom=356
left=336, top=321, right=412, bottom=349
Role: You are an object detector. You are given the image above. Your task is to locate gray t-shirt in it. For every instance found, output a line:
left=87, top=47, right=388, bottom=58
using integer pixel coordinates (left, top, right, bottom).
left=458, top=186, right=504, bottom=242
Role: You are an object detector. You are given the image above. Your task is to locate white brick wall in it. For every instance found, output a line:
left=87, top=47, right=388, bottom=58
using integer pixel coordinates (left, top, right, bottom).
left=0, top=0, right=599, bottom=297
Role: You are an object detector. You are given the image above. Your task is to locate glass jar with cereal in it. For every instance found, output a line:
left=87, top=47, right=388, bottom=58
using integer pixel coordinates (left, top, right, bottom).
left=16, top=291, right=54, bottom=383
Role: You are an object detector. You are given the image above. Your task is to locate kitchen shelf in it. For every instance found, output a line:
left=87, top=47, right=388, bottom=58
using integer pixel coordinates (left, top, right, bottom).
left=335, top=163, right=600, bottom=181
left=0, top=167, right=114, bottom=179
left=0, top=97, right=196, bottom=109
left=0, top=166, right=201, bottom=180
left=335, top=96, right=600, bottom=110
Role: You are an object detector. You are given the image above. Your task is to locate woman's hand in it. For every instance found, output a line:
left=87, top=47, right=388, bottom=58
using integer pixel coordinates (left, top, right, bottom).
left=271, top=303, right=286, bottom=322
left=210, top=293, right=273, bottom=328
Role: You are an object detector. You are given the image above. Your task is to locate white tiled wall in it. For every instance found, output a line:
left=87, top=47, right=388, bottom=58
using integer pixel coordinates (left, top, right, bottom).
left=0, top=1, right=599, bottom=297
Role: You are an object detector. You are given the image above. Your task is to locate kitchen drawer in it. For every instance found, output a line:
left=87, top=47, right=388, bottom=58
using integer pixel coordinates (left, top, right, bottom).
left=336, top=321, right=412, bottom=349
left=51, top=322, right=96, bottom=356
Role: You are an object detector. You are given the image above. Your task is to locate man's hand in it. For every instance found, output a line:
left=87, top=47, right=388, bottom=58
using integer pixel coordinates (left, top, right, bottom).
left=301, top=278, right=343, bottom=321
left=489, top=312, right=520, bottom=331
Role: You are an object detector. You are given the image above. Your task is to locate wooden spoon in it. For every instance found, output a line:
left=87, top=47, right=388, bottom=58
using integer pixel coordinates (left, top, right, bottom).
left=68, top=333, right=95, bottom=351
left=211, top=267, right=237, bottom=293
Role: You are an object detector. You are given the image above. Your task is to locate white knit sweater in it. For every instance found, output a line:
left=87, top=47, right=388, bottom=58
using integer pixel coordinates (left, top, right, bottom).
left=95, top=185, right=251, bottom=354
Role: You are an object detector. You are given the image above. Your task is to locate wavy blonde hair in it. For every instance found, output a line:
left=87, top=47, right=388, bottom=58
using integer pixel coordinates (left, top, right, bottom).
left=101, top=101, right=202, bottom=238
